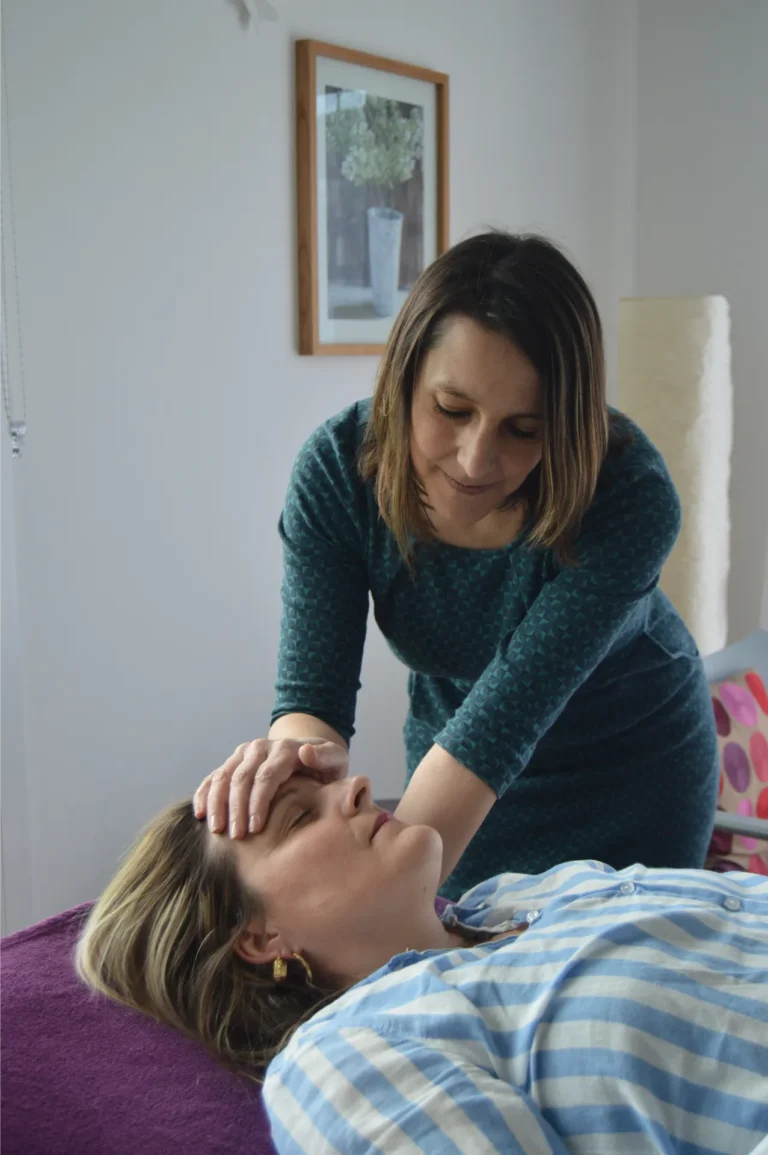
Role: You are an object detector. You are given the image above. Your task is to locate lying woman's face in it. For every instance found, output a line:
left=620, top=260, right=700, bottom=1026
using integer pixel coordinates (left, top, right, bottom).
left=222, top=775, right=444, bottom=983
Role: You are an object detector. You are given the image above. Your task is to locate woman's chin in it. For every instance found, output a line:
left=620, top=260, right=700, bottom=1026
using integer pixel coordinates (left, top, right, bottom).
left=429, top=492, right=497, bottom=530
left=385, top=823, right=443, bottom=890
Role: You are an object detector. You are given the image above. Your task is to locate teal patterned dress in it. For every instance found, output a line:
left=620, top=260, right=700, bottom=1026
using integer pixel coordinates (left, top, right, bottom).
left=272, top=400, right=718, bottom=899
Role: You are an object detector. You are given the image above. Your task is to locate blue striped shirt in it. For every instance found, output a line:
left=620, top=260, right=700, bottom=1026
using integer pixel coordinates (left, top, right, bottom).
left=264, top=861, right=768, bottom=1154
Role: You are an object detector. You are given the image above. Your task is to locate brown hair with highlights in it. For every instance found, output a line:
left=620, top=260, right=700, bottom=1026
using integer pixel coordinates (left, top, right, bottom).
left=359, top=231, right=615, bottom=565
left=75, top=802, right=340, bottom=1082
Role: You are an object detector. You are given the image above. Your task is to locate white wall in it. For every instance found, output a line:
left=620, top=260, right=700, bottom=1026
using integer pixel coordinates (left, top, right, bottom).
left=1, top=9, right=33, bottom=933
left=1, top=427, right=33, bottom=934
left=634, top=0, right=768, bottom=643
left=2, top=0, right=637, bottom=929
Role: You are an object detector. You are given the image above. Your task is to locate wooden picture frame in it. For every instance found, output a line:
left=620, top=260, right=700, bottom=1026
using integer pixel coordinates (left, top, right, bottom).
left=296, top=39, right=449, bottom=356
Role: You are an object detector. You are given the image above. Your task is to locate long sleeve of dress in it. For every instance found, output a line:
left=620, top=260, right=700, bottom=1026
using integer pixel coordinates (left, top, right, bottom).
left=435, top=460, right=682, bottom=796
left=271, top=420, right=370, bottom=744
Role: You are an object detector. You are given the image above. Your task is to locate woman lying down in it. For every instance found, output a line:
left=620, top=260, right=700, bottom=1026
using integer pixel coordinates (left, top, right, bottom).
left=77, top=774, right=768, bottom=1154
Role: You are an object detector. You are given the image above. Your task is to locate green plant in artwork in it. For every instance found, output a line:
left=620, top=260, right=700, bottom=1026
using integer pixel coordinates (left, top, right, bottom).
left=326, top=93, right=423, bottom=206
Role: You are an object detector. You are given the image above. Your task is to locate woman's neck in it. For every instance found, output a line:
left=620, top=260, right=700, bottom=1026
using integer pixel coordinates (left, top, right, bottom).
left=336, top=911, right=465, bottom=987
left=428, top=503, right=527, bottom=550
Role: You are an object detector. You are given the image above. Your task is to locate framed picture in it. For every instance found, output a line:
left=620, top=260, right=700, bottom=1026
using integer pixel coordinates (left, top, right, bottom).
left=296, top=39, right=449, bottom=356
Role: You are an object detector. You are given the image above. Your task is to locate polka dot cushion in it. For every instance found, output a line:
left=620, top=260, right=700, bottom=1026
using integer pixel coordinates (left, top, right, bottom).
left=707, top=670, right=768, bottom=875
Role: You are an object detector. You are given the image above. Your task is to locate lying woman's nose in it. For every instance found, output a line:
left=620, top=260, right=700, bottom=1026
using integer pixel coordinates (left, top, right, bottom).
left=340, top=775, right=372, bottom=817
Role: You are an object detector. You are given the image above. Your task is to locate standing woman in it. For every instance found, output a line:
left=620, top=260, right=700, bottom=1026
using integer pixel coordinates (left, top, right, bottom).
left=195, top=232, right=718, bottom=899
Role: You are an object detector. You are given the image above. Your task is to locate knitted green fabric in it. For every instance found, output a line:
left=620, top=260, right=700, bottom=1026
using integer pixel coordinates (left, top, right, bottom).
left=273, top=400, right=718, bottom=899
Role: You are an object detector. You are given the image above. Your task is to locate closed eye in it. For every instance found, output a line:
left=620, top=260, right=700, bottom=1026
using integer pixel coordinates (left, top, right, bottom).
left=289, top=808, right=313, bottom=832
left=435, top=401, right=539, bottom=440
left=434, top=401, right=470, bottom=420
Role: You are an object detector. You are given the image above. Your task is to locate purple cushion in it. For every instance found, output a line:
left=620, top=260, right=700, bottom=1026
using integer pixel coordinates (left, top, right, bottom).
left=1, top=896, right=453, bottom=1155
left=1, top=903, right=271, bottom=1155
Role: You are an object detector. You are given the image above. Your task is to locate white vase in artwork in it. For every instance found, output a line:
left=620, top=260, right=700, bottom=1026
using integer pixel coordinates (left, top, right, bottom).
left=367, top=206, right=404, bottom=317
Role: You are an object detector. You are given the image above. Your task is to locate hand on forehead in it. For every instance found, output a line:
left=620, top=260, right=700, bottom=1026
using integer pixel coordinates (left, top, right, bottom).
left=263, top=774, right=320, bottom=827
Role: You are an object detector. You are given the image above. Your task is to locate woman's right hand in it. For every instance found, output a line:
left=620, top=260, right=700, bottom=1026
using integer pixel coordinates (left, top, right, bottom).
left=193, top=738, right=349, bottom=839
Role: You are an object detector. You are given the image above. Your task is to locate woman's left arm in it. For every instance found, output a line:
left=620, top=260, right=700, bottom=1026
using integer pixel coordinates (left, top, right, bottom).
left=397, top=463, right=682, bottom=884
left=395, top=747, right=496, bottom=885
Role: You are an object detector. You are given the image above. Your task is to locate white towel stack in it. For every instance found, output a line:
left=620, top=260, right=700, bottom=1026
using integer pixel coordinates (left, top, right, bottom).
left=618, top=296, right=732, bottom=656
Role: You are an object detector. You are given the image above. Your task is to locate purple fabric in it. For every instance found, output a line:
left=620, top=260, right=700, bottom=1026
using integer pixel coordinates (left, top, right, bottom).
left=1, top=896, right=452, bottom=1155
left=1, top=903, right=271, bottom=1155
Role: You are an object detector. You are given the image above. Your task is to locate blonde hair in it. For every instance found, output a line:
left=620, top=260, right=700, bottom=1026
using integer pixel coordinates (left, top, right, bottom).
left=359, top=231, right=615, bottom=566
left=75, top=802, right=338, bottom=1081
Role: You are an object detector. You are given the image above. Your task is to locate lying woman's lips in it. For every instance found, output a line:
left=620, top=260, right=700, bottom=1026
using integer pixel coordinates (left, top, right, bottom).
left=372, top=812, right=392, bottom=840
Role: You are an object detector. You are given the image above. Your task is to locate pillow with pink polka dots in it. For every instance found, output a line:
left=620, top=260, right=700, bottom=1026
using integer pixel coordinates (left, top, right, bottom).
left=706, top=669, right=768, bottom=876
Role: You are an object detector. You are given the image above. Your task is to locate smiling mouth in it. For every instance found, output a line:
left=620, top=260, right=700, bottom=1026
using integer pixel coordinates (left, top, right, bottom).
left=372, top=812, right=392, bottom=840
left=441, top=470, right=497, bottom=496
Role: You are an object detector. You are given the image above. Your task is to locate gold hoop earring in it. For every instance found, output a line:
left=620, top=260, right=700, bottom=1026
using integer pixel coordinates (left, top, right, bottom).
left=291, top=952, right=313, bottom=984
left=272, top=953, right=313, bottom=985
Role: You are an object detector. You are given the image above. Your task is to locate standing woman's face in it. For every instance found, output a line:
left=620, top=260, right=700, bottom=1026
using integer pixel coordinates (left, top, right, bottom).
left=409, top=316, right=544, bottom=540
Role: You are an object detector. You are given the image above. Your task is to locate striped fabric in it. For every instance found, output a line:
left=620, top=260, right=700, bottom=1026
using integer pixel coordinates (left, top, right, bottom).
left=263, top=861, right=768, bottom=1154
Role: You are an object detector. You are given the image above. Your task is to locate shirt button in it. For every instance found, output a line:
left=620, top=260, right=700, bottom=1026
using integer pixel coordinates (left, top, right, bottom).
left=619, top=882, right=636, bottom=895
left=525, top=910, right=541, bottom=924
left=724, top=897, right=741, bottom=912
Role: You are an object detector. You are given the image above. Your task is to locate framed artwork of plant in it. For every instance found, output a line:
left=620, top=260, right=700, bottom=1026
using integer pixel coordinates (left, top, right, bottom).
left=296, top=40, right=449, bottom=355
